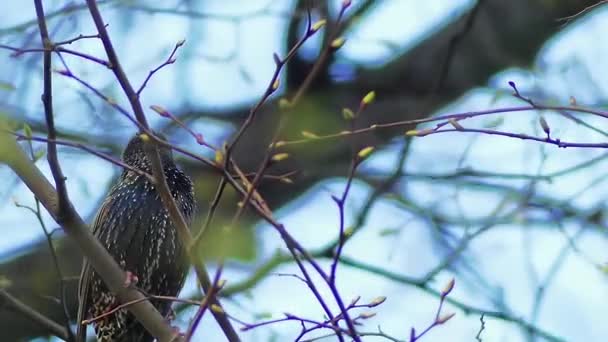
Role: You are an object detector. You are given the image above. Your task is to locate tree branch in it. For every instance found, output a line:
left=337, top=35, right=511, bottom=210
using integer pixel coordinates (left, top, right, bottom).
left=0, top=289, right=69, bottom=340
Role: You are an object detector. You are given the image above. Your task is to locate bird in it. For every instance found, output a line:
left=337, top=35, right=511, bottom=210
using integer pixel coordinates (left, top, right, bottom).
left=76, top=133, right=196, bottom=342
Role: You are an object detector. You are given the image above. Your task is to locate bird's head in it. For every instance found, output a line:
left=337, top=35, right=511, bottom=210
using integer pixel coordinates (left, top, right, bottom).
left=122, top=132, right=175, bottom=171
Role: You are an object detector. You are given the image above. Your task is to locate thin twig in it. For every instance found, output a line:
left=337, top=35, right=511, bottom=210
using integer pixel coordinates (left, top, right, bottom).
left=136, top=39, right=185, bottom=95
left=558, top=1, right=608, bottom=25
left=11, top=132, right=154, bottom=180
left=185, top=264, right=225, bottom=341
left=0, top=44, right=110, bottom=67
left=14, top=198, right=73, bottom=341
left=82, top=295, right=204, bottom=325
left=277, top=103, right=608, bottom=147
left=476, top=314, right=485, bottom=341
left=0, top=289, right=69, bottom=340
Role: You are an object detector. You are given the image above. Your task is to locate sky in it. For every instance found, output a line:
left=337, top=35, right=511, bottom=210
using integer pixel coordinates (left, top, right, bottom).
left=1, top=0, right=607, bottom=341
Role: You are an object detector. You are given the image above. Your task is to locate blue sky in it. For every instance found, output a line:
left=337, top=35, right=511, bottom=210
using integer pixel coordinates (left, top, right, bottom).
left=1, top=1, right=608, bottom=341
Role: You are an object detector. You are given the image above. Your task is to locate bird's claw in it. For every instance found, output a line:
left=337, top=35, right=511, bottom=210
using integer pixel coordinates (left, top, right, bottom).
left=123, top=271, right=139, bottom=288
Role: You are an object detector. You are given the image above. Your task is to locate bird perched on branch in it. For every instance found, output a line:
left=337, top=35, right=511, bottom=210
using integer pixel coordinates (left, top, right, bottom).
left=76, top=133, right=195, bottom=342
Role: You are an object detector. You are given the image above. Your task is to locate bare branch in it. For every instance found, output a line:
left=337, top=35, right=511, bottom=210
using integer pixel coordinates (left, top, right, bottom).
left=0, top=289, right=69, bottom=340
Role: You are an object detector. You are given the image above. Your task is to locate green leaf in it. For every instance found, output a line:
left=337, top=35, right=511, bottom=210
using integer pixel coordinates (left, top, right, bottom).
left=0, top=81, right=15, bottom=92
left=33, top=148, right=45, bottom=162
left=23, top=123, right=32, bottom=139
left=489, top=89, right=507, bottom=105
left=483, top=116, right=504, bottom=128
left=0, top=274, right=12, bottom=288
left=0, top=115, right=20, bottom=165
left=254, top=312, right=273, bottom=320
left=195, top=224, right=256, bottom=261
left=378, top=228, right=400, bottom=236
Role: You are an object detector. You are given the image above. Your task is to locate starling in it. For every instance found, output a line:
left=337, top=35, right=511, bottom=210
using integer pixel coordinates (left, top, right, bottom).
left=76, top=133, right=195, bottom=342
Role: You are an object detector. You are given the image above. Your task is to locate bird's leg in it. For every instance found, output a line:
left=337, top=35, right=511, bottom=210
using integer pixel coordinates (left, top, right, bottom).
left=118, top=260, right=140, bottom=288
left=123, top=270, right=139, bottom=288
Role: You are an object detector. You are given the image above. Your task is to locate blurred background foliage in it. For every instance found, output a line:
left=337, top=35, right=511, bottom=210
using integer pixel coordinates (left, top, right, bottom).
left=1, top=0, right=608, bottom=341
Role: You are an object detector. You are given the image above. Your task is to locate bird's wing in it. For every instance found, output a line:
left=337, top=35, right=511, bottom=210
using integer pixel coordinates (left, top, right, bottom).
left=75, top=195, right=113, bottom=342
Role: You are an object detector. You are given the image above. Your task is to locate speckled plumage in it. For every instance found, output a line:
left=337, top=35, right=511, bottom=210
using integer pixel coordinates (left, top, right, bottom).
left=77, top=134, right=195, bottom=342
